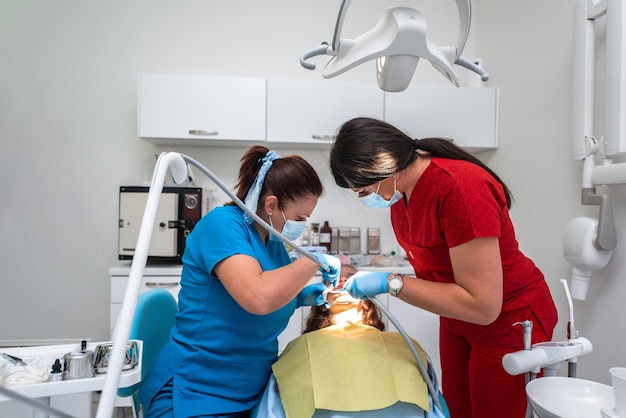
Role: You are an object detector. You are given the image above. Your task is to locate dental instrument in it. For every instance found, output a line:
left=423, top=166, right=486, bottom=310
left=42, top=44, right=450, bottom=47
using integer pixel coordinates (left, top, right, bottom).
left=502, top=280, right=593, bottom=379
left=300, top=0, right=489, bottom=91
left=512, top=320, right=534, bottom=418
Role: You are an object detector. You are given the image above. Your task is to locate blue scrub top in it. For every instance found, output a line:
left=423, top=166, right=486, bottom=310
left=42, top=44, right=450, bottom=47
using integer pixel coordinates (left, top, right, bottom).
left=139, top=205, right=295, bottom=416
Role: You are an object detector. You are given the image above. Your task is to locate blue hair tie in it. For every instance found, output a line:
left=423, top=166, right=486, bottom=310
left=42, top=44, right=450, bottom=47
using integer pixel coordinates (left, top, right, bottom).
left=243, top=150, right=280, bottom=224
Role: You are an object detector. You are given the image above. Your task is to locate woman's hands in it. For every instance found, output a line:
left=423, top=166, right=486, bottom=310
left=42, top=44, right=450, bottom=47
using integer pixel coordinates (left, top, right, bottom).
left=312, top=253, right=341, bottom=285
left=296, top=282, right=328, bottom=308
left=343, top=271, right=390, bottom=299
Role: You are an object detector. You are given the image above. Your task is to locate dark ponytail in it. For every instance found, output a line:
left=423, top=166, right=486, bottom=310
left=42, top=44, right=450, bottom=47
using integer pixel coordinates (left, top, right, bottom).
left=415, top=137, right=512, bottom=208
left=330, top=117, right=512, bottom=208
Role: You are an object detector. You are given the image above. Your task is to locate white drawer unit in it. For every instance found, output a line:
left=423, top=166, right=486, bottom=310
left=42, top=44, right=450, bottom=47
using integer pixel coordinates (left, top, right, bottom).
left=109, top=265, right=182, bottom=337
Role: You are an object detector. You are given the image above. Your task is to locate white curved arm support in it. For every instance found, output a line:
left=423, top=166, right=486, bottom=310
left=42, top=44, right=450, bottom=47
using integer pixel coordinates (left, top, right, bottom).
left=331, top=0, right=351, bottom=53
left=502, top=337, right=593, bottom=376
left=454, top=0, right=471, bottom=60
left=455, top=55, right=490, bottom=81
left=97, top=152, right=187, bottom=418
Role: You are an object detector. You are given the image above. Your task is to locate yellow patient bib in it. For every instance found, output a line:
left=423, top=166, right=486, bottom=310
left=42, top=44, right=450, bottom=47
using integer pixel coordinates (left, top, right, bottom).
left=272, top=323, right=431, bottom=418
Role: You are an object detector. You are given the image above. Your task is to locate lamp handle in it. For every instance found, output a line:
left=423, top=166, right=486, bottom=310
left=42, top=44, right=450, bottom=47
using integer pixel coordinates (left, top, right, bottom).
left=300, top=44, right=331, bottom=70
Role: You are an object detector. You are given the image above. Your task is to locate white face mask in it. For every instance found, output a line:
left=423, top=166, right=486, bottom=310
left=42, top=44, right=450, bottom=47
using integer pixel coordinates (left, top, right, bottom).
left=360, top=177, right=403, bottom=209
left=269, top=211, right=307, bottom=242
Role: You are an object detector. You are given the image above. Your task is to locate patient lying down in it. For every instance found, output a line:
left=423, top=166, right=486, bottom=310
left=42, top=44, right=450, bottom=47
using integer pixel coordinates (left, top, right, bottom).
left=253, top=265, right=447, bottom=418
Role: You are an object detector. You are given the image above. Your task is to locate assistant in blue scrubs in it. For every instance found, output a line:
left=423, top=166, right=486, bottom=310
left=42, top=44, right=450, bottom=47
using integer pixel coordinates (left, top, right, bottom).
left=140, top=146, right=340, bottom=417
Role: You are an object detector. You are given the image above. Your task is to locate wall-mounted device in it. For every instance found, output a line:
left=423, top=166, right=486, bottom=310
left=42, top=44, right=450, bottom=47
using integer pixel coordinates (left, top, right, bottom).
left=118, top=186, right=202, bottom=261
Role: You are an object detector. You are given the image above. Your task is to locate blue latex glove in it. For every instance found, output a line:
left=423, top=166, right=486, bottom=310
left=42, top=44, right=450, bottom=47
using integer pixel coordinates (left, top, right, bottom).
left=296, top=282, right=328, bottom=308
left=312, top=253, right=341, bottom=286
left=343, top=271, right=390, bottom=299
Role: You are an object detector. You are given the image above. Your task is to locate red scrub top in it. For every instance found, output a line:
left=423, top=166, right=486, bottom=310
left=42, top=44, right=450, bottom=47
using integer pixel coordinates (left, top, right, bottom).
left=390, top=157, right=557, bottom=348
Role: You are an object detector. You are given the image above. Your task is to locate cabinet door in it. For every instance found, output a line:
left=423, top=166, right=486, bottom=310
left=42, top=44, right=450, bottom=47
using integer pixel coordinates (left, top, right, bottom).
left=384, top=86, right=499, bottom=153
left=138, top=73, right=266, bottom=143
left=267, top=79, right=384, bottom=146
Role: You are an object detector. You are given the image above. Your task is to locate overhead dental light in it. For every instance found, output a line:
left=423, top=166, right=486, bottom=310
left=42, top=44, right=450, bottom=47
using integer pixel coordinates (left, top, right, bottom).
left=300, top=0, right=489, bottom=91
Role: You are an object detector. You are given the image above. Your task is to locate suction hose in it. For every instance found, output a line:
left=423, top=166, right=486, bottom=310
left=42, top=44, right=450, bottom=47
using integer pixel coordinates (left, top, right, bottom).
left=368, top=296, right=443, bottom=412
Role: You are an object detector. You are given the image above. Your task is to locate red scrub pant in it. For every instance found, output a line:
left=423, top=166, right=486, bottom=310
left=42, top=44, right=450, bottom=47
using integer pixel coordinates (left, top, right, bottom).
left=440, top=324, right=550, bottom=418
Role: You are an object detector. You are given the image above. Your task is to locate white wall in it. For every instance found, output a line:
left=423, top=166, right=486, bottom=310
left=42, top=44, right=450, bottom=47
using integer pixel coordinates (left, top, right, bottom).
left=1, top=0, right=624, bottom=386
left=0, top=0, right=465, bottom=343
left=475, top=0, right=626, bottom=385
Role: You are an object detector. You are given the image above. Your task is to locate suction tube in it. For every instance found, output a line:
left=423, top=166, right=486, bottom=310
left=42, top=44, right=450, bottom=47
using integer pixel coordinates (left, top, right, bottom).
left=368, top=296, right=443, bottom=412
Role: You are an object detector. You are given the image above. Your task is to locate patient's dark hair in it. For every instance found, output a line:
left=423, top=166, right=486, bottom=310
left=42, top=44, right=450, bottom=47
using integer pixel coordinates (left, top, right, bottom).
left=303, top=300, right=385, bottom=333
left=303, top=264, right=385, bottom=333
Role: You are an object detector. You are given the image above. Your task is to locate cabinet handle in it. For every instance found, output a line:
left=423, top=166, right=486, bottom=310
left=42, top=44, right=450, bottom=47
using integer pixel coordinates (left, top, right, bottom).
left=189, top=130, right=219, bottom=136
left=311, top=134, right=336, bottom=141
left=145, top=281, right=180, bottom=288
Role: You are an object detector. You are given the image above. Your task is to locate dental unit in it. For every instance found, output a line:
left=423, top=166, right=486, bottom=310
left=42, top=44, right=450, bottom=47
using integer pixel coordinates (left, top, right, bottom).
left=502, top=279, right=593, bottom=379
left=300, top=0, right=489, bottom=91
left=95, top=152, right=442, bottom=417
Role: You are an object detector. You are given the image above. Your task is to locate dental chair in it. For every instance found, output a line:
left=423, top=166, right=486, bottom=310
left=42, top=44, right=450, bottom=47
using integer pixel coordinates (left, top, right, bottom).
left=116, top=288, right=178, bottom=418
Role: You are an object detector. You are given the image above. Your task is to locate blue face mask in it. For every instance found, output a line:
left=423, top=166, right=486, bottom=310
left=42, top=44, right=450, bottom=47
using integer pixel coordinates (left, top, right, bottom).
left=269, top=211, right=307, bottom=242
left=360, top=177, right=403, bottom=209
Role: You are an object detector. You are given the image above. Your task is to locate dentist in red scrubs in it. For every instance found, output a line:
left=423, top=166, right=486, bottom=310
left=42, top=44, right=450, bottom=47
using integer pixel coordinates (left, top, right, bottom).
left=329, top=117, right=557, bottom=418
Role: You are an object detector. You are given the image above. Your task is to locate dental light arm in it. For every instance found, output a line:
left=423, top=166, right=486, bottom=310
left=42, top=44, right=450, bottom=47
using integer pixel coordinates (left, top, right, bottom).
left=580, top=137, right=617, bottom=252
left=300, top=0, right=489, bottom=91
left=97, top=152, right=329, bottom=418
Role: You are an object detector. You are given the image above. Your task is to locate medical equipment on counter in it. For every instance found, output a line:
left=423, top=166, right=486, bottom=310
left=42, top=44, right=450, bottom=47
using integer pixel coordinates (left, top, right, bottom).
left=300, top=0, right=489, bottom=91
left=118, top=186, right=202, bottom=261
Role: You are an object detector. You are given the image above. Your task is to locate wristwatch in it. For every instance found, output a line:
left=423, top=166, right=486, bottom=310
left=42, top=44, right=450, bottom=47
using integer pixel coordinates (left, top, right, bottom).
left=387, top=274, right=404, bottom=297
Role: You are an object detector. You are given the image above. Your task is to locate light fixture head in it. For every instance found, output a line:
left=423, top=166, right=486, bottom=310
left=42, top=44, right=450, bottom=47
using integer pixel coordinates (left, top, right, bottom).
left=300, top=0, right=488, bottom=91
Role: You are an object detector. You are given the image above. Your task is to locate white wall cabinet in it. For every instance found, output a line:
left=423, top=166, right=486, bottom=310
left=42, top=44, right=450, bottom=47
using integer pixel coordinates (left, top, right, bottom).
left=266, top=79, right=384, bottom=146
left=138, top=73, right=498, bottom=152
left=384, top=86, right=499, bottom=153
left=138, top=73, right=266, bottom=145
